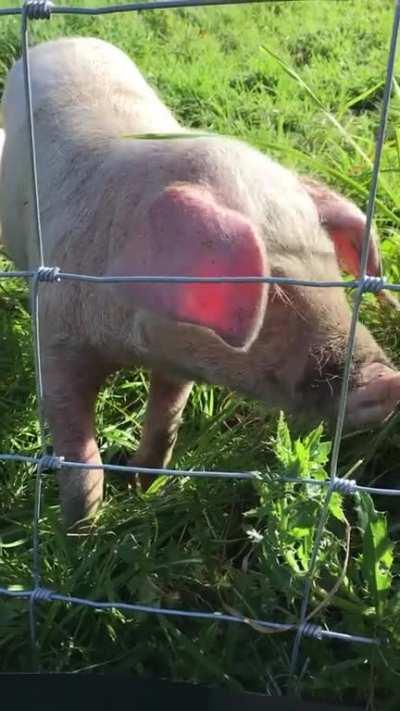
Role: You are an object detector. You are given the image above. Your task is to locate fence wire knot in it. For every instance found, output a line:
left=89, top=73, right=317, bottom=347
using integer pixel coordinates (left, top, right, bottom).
left=329, top=477, right=357, bottom=495
left=359, top=276, right=386, bottom=294
left=23, top=0, right=53, bottom=20
left=38, top=454, right=64, bottom=472
left=36, top=266, right=61, bottom=282
left=30, top=587, right=53, bottom=602
left=298, top=622, right=323, bottom=640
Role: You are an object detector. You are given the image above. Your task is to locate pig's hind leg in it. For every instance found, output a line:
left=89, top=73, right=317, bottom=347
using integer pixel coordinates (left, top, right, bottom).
left=129, top=371, right=193, bottom=490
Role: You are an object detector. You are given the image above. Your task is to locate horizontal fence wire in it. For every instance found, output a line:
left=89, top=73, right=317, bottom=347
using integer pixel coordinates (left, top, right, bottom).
left=1, top=452, right=400, bottom=495
left=0, top=268, right=400, bottom=292
left=0, top=0, right=351, bottom=19
left=0, top=586, right=380, bottom=646
left=289, top=0, right=400, bottom=677
left=0, top=0, right=399, bottom=685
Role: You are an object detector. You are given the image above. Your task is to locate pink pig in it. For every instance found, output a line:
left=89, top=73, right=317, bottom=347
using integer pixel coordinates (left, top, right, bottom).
left=1, top=37, right=399, bottom=527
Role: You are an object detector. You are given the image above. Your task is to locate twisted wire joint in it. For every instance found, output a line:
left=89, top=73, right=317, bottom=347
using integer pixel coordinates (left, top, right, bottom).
left=36, top=266, right=61, bottom=282
left=38, top=454, right=64, bottom=472
left=298, top=622, right=323, bottom=640
left=359, top=276, right=386, bottom=294
left=23, top=0, right=53, bottom=20
left=30, top=587, right=53, bottom=602
left=329, top=477, right=357, bottom=495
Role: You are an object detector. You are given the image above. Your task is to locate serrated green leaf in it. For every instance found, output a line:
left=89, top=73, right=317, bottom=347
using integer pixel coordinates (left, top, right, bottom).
left=329, top=493, right=347, bottom=523
left=275, top=412, right=293, bottom=467
left=357, top=493, right=393, bottom=616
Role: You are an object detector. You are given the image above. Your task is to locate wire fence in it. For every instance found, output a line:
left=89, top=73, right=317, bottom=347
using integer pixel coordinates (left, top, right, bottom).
left=0, top=0, right=399, bottom=686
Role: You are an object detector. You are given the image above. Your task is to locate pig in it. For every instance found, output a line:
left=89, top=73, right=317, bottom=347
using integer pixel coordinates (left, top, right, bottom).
left=1, top=37, right=399, bottom=528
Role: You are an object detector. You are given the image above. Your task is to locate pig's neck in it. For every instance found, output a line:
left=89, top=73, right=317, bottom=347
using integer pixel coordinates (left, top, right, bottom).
left=129, top=311, right=256, bottom=393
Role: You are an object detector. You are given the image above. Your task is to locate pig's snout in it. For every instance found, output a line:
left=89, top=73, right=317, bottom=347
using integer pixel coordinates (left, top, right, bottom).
left=346, top=362, right=400, bottom=429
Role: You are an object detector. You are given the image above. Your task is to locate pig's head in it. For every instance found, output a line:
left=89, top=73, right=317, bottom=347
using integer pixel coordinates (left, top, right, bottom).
left=286, top=301, right=400, bottom=432
left=107, top=179, right=400, bottom=433
left=281, top=176, right=400, bottom=431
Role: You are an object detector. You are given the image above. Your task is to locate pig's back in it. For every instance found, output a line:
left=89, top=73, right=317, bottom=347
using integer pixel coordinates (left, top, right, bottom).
left=107, top=134, right=336, bottom=276
left=3, top=36, right=179, bottom=137
left=0, top=37, right=179, bottom=268
left=0, top=37, right=335, bottom=279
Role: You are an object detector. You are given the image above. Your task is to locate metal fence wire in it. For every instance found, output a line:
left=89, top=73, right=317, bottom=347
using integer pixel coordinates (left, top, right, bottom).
left=0, top=0, right=399, bottom=682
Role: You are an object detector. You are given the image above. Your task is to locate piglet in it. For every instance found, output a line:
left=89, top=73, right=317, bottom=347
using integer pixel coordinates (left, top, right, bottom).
left=1, top=37, right=399, bottom=528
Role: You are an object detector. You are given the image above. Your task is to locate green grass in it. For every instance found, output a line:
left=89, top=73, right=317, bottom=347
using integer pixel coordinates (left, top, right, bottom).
left=1, top=0, right=400, bottom=707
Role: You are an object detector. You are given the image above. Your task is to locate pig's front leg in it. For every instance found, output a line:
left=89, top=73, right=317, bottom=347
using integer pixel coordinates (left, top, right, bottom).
left=130, top=371, right=193, bottom=490
left=42, top=347, right=107, bottom=528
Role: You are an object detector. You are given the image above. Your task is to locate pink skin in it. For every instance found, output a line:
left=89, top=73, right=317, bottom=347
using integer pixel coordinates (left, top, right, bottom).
left=301, top=176, right=381, bottom=277
left=346, top=363, right=400, bottom=428
left=110, top=185, right=268, bottom=348
left=302, top=176, right=399, bottom=311
left=301, top=179, right=400, bottom=428
left=111, top=181, right=400, bottom=439
left=2, top=38, right=399, bottom=528
left=12, top=166, right=400, bottom=526
left=22, top=185, right=400, bottom=526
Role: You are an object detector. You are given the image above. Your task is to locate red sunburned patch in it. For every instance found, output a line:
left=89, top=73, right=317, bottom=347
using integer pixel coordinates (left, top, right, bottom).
left=108, top=184, right=268, bottom=347
left=174, top=264, right=263, bottom=348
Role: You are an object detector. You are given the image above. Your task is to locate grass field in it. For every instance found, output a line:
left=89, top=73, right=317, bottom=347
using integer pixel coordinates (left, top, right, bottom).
left=1, top=0, right=400, bottom=707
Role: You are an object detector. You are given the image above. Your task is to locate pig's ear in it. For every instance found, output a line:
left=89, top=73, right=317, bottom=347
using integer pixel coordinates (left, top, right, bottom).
left=107, top=185, right=268, bottom=349
left=301, top=177, right=380, bottom=277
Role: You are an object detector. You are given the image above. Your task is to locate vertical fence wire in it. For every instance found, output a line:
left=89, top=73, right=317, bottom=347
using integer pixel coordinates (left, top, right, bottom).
left=289, top=0, right=400, bottom=680
left=329, top=0, right=400, bottom=485
left=0, top=0, right=398, bottom=687
left=20, top=2, right=52, bottom=666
